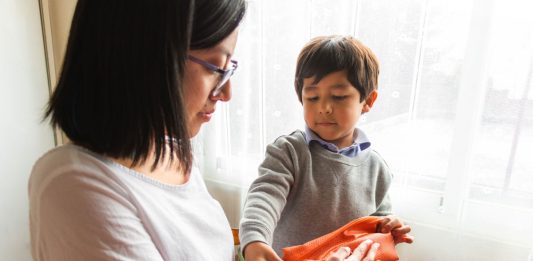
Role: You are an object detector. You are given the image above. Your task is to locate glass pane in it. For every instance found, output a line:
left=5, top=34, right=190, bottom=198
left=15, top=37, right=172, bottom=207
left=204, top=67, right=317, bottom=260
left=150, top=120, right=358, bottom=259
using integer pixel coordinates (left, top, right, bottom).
left=358, top=0, right=425, bottom=121
left=362, top=0, right=472, bottom=192
left=310, top=0, right=357, bottom=36
left=469, top=0, right=533, bottom=208
left=262, top=0, right=308, bottom=145
left=229, top=0, right=263, bottom=159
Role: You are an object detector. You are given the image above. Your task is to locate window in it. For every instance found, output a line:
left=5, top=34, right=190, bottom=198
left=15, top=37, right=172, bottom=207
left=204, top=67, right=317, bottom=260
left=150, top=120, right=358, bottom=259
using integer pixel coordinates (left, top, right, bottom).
left=195, top=0, right=533, bottom=253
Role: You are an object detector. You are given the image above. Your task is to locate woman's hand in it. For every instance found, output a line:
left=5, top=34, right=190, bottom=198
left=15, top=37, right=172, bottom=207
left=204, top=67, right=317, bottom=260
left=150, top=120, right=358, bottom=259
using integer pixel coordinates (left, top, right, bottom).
left=325, top=240, right=380, bottom=261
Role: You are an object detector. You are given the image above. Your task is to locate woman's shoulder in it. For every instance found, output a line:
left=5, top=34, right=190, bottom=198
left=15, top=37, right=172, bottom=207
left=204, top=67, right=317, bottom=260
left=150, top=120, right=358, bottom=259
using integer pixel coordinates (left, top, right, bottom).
left=29, top=144, right=123, bottom=197
left=32, top=144, right=109, bottom=175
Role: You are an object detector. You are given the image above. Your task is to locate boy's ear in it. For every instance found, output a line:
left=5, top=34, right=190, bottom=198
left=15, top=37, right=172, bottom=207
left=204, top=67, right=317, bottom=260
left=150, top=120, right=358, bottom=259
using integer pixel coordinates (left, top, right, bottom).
left=362, top=90, right=378, bottom=113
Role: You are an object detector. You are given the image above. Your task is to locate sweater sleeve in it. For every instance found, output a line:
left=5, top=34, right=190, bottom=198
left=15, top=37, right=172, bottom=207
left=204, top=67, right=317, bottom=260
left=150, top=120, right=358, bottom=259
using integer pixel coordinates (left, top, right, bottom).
left=239, top=136, right=298, bottom=251
left=371, top=152, right=394, bottom=216
left=30, top=168, right=164, bottom=261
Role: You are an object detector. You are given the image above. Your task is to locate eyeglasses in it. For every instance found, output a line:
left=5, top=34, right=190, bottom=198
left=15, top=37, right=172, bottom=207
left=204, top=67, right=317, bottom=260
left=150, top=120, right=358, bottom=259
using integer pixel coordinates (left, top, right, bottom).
left=188, top=55, right=238, bottom=96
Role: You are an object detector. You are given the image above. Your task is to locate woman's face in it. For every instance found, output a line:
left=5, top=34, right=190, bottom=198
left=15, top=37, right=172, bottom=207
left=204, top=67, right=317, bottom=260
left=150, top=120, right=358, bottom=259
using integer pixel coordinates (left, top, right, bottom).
left=183, top=29, right=239, bottom=137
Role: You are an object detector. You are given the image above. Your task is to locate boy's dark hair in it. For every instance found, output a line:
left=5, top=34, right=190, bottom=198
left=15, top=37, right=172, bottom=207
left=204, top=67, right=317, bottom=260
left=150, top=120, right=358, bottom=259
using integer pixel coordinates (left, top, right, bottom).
left=45, top=0, right=246, bottom=173
left=294, top=35, right=379, bottom=103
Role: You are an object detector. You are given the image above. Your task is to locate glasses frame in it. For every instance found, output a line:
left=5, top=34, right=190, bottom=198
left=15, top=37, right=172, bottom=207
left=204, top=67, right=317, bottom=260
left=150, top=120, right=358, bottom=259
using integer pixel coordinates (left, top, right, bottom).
left=187, top=55, right=238, bottom=96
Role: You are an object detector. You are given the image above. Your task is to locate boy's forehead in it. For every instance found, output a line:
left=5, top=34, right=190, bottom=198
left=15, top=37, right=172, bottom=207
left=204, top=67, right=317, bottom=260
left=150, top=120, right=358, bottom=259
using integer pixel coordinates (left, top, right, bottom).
left=302, top=71, right=352, bottom=89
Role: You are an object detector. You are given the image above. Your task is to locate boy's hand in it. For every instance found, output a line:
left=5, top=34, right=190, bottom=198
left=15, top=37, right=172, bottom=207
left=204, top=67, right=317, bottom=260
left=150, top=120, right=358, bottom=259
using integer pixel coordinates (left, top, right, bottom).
left=243, top=241, right=282, bottom=261
left=376, top=215, right=414, bottom=245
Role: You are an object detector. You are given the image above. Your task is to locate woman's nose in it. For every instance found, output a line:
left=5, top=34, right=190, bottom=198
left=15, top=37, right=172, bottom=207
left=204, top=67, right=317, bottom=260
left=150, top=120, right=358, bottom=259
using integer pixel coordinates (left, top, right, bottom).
left=210, top=81, right=232, bottom=102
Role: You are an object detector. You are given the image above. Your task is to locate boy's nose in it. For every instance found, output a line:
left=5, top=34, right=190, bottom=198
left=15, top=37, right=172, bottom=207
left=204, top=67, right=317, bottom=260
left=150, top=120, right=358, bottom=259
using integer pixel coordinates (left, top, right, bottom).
left=320, top=102, right=332, bottom=114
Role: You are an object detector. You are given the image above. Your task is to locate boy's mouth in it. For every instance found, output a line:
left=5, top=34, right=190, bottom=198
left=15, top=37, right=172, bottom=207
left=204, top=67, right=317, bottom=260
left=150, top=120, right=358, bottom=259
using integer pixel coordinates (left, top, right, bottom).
left=316, top=122, right=336, bottom=126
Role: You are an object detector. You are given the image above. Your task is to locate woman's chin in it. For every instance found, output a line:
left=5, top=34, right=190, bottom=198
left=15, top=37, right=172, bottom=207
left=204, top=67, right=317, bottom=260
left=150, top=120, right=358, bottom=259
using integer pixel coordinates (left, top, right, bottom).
left=187, top=123, right=202, bottom=139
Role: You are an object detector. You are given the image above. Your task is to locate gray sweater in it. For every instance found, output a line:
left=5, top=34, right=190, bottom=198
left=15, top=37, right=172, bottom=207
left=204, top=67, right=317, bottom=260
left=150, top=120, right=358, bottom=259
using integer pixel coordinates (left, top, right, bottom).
left=239, top=130, right=393, bottom=257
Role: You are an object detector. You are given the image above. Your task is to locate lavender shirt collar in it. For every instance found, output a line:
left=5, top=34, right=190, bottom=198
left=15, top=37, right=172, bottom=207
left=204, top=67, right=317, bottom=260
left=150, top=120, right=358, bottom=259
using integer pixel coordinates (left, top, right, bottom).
left=304, top=126, right=371, bottom=158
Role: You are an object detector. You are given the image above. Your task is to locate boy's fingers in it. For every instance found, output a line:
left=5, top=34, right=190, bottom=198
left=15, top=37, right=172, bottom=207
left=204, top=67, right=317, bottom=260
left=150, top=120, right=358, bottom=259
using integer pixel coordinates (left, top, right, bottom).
left=378, top=216, right=411, bottom=239
left=395, top=234, right=415, bottom=244
left=379, top=217, right=401, bottom=233
left=391, top=225, right=411, bottom=236
left=376, top=217, right=390, bottom=233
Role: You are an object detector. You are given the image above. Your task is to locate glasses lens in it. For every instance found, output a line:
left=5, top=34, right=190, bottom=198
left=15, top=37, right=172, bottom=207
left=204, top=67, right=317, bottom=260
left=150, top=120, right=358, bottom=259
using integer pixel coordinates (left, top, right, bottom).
left=211, top=61, right=237, bottom=96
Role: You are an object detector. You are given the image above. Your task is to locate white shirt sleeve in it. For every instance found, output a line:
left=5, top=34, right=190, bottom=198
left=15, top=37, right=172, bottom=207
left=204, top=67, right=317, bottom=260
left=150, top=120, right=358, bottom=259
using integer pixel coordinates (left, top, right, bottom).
left=31, top=167, right=164, bottom=261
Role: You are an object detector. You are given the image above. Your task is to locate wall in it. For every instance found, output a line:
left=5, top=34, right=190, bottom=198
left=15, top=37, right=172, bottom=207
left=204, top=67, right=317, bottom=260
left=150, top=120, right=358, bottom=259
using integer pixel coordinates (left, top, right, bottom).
left=396, top=222, right=532, bottom=260
left=0, top=0, right=55, bottom=260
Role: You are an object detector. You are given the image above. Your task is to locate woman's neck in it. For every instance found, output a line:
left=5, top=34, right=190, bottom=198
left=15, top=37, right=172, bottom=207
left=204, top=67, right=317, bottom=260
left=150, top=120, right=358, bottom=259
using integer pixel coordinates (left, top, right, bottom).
left=112, top=152, right=189, bottom=185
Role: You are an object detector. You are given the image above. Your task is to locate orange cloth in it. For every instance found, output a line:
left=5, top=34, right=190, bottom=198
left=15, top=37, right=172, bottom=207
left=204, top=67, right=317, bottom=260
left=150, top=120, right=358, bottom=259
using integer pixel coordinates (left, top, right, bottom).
left=282, top=216, right=399, bottom=261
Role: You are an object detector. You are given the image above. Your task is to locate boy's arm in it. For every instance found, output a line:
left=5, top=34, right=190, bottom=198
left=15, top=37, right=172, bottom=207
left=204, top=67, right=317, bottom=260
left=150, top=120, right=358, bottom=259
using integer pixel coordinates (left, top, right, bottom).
left=243, top=242, right=282, bottom=261
left=239, top=137, right=297, bottom=257
left=373, top=193, right=393, bottom=216
left=370, top=155, right=414, bottom=244
left=372, top=163, right=394, bottom=216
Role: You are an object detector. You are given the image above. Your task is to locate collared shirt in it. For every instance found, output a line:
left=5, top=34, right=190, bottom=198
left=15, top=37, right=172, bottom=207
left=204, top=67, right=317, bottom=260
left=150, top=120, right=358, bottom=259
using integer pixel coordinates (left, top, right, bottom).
left=304, top=126, right=371, bottom=158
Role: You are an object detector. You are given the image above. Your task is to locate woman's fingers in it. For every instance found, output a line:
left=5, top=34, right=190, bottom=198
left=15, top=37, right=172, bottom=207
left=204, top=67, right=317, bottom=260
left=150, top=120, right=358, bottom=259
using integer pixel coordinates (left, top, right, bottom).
left=326, top=240, right=382, bottom=261
left=361, top=242, right=380, bottom=261
left=344, top=240, right=376, bottom=261
left=326, top=246, right=352, bottom=261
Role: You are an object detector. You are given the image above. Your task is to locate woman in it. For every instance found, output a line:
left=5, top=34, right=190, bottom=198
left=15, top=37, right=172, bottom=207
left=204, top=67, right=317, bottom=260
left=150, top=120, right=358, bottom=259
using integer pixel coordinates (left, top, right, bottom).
left=30, top=0, right=245, bottom=260
left=29, top=0, right=379, bottom=260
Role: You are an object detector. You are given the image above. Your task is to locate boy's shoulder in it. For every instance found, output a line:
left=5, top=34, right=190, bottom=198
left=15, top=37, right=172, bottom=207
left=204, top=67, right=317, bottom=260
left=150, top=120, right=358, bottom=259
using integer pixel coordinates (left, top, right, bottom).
left=266, top=129, right=308, bottom=153
left=365, top=149, right=392, bottom=171
left=271, top=129, right=306, bottom=145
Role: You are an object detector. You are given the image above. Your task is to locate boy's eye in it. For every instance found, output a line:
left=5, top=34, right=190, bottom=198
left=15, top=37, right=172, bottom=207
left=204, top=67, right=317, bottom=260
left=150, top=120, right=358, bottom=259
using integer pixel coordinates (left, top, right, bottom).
left=332, top=95, right=348, bottom=101
left=306, top=96, right=319, bottom=102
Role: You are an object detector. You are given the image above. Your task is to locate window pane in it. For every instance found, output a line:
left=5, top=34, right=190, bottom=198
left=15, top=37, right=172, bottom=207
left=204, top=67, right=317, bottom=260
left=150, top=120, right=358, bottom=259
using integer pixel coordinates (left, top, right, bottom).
left=310, top=0, right=357, bottom=36
left=363, top=0, right=472, bottom=192
left=469, top=0, right=533, bottom=207
left=228, top=0, right=264, bottom=158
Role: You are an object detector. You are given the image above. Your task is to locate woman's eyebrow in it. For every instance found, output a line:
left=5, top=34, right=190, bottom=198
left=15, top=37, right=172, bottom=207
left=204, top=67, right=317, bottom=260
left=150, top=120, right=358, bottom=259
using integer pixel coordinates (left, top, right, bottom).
left=213, top=45, right=232, bottom=58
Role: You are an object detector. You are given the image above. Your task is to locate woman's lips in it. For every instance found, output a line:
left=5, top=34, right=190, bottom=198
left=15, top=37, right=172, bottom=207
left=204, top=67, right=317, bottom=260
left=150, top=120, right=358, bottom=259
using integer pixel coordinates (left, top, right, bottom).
left=199, top=110, right=214, bottom=121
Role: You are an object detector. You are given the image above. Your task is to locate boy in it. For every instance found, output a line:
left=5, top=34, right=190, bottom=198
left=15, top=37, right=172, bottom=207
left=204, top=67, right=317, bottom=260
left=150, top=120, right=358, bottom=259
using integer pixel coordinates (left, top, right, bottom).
left=239, top=36, right=413, bottom=260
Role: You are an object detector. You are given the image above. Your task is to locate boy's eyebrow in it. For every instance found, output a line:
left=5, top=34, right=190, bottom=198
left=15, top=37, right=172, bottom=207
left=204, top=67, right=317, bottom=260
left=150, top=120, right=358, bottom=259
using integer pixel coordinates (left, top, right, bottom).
left=303, top=85, right=317, bottom=91
left=303, top=83, right=350, bottom=90
left=330, top=83, right=351, bottom=89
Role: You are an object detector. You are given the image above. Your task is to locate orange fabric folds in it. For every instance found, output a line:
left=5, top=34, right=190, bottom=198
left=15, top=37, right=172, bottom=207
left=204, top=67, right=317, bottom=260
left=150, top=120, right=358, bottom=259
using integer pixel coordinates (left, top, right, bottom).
left=282, top=216, right=398, bottom=261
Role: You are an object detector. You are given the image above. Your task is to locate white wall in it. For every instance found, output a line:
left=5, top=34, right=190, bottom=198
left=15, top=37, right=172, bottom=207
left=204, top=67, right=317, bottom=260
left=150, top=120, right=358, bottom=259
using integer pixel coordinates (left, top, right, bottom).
left=0, top=0, right=55, bottom=260
left=396, top=222, right=532, bottom=260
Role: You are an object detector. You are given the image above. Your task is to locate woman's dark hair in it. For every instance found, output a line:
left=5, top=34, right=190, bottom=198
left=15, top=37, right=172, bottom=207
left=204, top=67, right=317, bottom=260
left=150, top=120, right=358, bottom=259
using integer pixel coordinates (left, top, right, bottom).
left=294, top=35, right=380, bottom=103
left=45, top=0, right=246, bottom=173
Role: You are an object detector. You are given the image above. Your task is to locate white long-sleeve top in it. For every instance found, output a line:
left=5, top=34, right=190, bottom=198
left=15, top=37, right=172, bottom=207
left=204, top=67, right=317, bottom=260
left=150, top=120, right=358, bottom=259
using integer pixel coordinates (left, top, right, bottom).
left=29, top=144, right=233, bottom=261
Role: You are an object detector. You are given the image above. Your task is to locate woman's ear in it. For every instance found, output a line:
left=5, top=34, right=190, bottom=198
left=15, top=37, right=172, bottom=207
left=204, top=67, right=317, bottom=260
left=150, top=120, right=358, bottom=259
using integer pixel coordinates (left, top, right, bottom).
left=362, top=90, right=378, bottom=113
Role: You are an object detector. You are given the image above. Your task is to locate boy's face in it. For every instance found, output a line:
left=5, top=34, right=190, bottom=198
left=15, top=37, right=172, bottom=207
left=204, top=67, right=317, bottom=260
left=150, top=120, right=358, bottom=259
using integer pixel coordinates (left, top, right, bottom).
left=302, top=70, right=377, bottom=149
